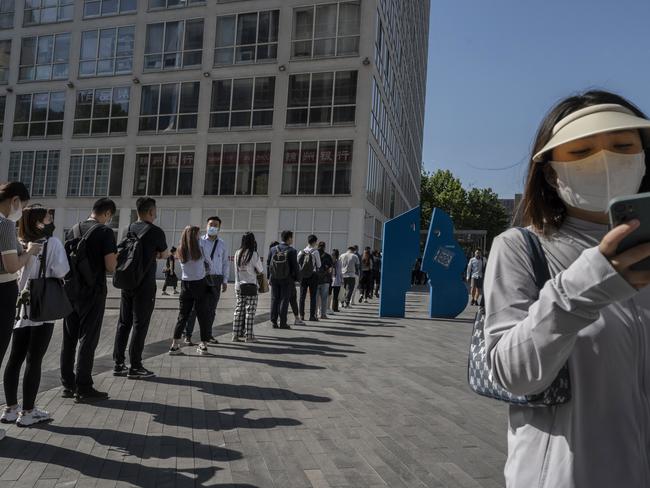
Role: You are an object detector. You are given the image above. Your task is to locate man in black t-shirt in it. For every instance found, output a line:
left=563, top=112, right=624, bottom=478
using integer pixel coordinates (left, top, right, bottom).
left=113, top=197, right=168, bottom=379
left=61, top=198, right=117, bottom=402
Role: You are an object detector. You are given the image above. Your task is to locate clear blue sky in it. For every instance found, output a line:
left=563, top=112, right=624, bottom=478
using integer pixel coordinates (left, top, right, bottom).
left=422, top=0, right=650, bottom=198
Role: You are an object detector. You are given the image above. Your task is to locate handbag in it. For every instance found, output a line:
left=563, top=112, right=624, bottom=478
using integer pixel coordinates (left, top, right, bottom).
left=29, top=239, right=73, bottom=322
left=467, top=228, right=571, bottom=407
left=257, top=272, right=269, bottom=294
left=204, top=239, right=222, bottom=287
left=239, top=283, right=258, bottom=296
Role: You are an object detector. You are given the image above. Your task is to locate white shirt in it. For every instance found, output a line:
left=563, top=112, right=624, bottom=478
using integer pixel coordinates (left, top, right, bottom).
left=466, top=256, right=484, bottom=280
left=340, top=252, right=360, bottom=278
left=299, top=246, right=321, bottom=270
left=201, top=235, right=230, bottom=278
left=16, top=237, right=70, bottom=328
left=234, top=250, right=264, bottom=290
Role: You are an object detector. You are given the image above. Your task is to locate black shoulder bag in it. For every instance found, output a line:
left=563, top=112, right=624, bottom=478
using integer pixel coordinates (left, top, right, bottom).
left=29, top=239, right=73, bottom=322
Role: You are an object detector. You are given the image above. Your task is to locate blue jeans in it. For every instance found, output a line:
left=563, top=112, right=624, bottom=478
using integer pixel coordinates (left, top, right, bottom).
left=317, top=283, right=329, bottom=317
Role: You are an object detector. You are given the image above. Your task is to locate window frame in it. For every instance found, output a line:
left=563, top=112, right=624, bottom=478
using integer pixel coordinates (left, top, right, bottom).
left=204, top=142, right=271, bottom=196
left=8, top=150, right=60, bottom=197
left=79, top=25, right=135, bottom=78
left=67, top=147, right=125, bottom=197
left=0, top=39, right=10, bottom=83
left=0, top=0, right=14, bottom=29
left=19, top=33, right=70, bottom=82
left=83, top=0, right=136, bottom=19
left=73, top=86, right=130, bottom=137
left=23, top=0, right=74, bottom=26
left=147, top=0, right=205, bottom=12
left=138, top=81, right=200, bottom=134
left=214, top=9, right=279, bottom=66
left=144, top=19, right=204, bottom=72
left=12, top=91, right=65, bottom=139
left=133, top=145, right=195, bottom=196
left=209, top=76, right=275, bottom=131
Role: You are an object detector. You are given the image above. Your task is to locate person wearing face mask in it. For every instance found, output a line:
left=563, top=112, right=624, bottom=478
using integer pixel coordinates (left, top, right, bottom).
left=0, top=182, right=40, bottom=440
left=484, top=91, right=650, bottom=487
left=183, top=216, right=229, bottom=345
left=60, top=198, right=117, bottom=402
left=2, top=205, right=69, bottom=427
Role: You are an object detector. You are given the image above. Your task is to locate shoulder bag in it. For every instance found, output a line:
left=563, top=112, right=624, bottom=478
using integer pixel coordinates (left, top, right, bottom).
left=29, top=239, right=73, bottom=322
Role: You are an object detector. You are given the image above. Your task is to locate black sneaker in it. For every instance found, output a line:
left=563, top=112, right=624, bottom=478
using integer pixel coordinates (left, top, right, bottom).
left=271, top=322, right=279, bottom=329
left=309, top=316, right=319, bottom=322
left=75, top=387, right=109, bottom=403
left=61, top=388, right=75, bottom=399
left=207, top=336, right=219, bottom=345
left=127, top=367, right=154, bottom=379
left=279, top=324, right=292, bottom=329
left=113, top=363, right=128, bottom=376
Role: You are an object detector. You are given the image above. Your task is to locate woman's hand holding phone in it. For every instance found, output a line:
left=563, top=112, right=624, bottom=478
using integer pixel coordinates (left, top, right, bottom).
left=600, top=219, right=650, bottom=289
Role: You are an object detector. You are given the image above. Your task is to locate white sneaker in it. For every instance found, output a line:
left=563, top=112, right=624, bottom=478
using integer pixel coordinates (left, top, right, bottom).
left=0, top=428, right=5, bottom=440
left=294, top=318, right=306, bottom=326
left=1, top=406, right=20, bottom=423
left=197, top=344, right=209, bottom=355
left=244, top=336, right=258, bottom=343
left=16, top=408, right=50, bottom=427
left=231, top=334, right=242, bottom=342
left=168, top=345, right=182, bottom=355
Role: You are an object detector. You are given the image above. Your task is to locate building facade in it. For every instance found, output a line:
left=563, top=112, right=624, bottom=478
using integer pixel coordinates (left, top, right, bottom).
left=0, top=0, right=428, bottom=279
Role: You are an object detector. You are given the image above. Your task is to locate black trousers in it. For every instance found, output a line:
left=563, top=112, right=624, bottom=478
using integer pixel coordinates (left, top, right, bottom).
left=113, top=283, right=156, bottom=369
left=0, top=281, right=18, bottom=371
left=290, top=284, right=299, bottom=316
left=270, top=280, right=293, bottom=326
left=4, top=323, right=54, bottom=410
left=173, top=280, right=213, bottom=342
left=343, top=277, right=356, bottom=305
left=360, top=270, right=374, bottom=298
left=185, top=276, right=221, bottom=337
left=61, top=291, right=106, bottom=391
left=331, top=286, right=341, bottom=311
left=299, top=275, right=319, bottom=319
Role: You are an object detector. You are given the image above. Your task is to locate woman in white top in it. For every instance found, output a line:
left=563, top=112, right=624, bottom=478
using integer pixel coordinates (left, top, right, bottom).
left=484, top=90, right=650, bottom=487
left=2, top=205, right=69, bottom=427
left=232, top=232, right=264, bottom=342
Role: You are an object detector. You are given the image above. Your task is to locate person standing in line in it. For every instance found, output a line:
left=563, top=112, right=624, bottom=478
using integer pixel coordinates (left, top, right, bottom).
left=340, top=246, right=360, bottom=308
left=232, top=232, right=264, bottom=342
left=359, top=249, right=374, bottom=303
left=268, top=231, right=299, bottom=329
left=169, top=226, right=215, bottom=355
left=330, top=249, right=342, bottom=312
left=316, top=241, right=333, bottom=319
left=2, top=205, right=69, bottom=427
left=162, top=247, right=178, bottom=295
left=466, top=249, right=485, bottom=306
left=298, top=235, right=322, bottom=322
left=372, top=250, right=382, bottom=297
left=60, top=198, right=117, bottom=403
left=113, top=197, right=168, bottom=379
left=411, top=258, right=423, bottom=285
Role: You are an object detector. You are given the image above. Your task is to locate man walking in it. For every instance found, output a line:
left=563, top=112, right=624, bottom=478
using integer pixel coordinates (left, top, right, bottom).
left=298, top=235, right=321, bottom=322
left=466, top=249, right=485, bottom=306
left=61, top=198, right=117, bottom=402
left=183, top=216, right=229, bottom=344
left=340, top=246, right=360, bottom=308
left=316, top=241, right=333, bottom=319
left=268, top=231, right=299, bottom=329
left=113, top=197, right=168, bottom=379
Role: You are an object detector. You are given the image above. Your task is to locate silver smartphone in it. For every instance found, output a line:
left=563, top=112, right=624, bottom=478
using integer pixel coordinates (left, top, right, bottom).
left=609, top=192, right=650, bottom=271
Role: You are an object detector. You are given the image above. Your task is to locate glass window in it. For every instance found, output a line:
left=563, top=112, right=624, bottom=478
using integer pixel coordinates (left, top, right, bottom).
left=23, top=0, right=73, bottom=26
left=286, top=71, right=357, bottom=127
left=73, top=87, right=130, bottom=136
left=0, top=0, right=14, bottom=29
left=148, top=0, right=202, bottom=9
left=8, top=150, right=59, bottom=196
left=67, top=148, right=124, bottom=196
left=282, top=140, right=352, bottom=195
left=133, top=145, right=194, bottom=196
left=139, top=81, right=199, bottom=133
left=13, top=91, right=65, bottom=139
left=214, top=10, right=278, bottom=66
left=144, top=19, right=203, bottom=71
left=79, top=26, right=134, bottom=77
left=0, top=39, right=9, bottom=83
left=210, top=76, right=275, bottom=130
left=291, top=1, right=360, bottom=59
left=19, top=33, right=70, bottom=81
left=204, top=142, right=270, bottom=196
left=0, top=95, right=5, bottom=137
left=83, top=0, right=135, bottom=18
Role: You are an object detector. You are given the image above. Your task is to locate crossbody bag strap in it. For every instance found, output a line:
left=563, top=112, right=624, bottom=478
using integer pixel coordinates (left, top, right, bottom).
left=516, top=228, right=551, bottom=288
left=210, top=239, right=218, bottom=261
left=38, top=239, right=49, bottom=279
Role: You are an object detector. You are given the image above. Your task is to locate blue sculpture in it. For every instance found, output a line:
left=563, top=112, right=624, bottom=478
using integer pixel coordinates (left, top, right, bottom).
left=422, top=208, right=468, bottom=318
left=379, top=206, right=421, bottom=317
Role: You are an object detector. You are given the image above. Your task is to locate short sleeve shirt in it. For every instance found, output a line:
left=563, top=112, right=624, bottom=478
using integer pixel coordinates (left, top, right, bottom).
left=0, top=215, right=22, bottom=281
left=128, top=220, right=167, bottom=288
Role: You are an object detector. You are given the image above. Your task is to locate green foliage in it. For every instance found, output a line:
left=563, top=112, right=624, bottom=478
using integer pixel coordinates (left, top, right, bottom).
left=420, top=169, right=509, bottom=246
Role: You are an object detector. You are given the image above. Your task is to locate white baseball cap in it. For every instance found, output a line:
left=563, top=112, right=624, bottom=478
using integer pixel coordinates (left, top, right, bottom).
left=533, top=103, right=650, bottom=162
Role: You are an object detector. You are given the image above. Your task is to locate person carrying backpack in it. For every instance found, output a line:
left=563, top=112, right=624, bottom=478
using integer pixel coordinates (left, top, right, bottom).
left=316, top=241, right=333, bottom=319
left=161, top=247, right=178, bottom=295
left=112, top=197, right=168, bottom=379
left=298, top=235, right=321, bottom=322
left=267, top=231, right=298, bottom=329
left=60, top=198, right=117, bottom=402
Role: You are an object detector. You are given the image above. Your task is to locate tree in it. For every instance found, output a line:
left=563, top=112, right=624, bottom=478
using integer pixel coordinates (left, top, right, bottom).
left=420, top=169, right=509, bottom=247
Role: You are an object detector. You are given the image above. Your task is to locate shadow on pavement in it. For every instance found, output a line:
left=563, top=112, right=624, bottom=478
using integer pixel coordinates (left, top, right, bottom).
left=259, top=335, right=358, bottom=347
left=217, top=342, right=363, bottom=357
left=200, top=352, right=326, bottom=370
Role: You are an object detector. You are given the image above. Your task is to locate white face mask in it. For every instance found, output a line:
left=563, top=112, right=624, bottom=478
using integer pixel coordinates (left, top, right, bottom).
left=549, top=150, right=646, bottom=213
left=8, top=200, right=23, bottom=222
left=207, top=226, right=219, bottom=237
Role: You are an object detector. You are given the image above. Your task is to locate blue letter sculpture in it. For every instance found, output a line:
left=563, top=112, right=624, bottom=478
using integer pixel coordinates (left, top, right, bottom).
left=422, top=208, right=468, bottom=318
left=379, top=206, right=421, bottom=317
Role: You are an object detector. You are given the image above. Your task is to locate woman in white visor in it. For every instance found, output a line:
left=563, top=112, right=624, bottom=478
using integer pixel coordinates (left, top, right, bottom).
left=484, top=90, right=650, bottom=487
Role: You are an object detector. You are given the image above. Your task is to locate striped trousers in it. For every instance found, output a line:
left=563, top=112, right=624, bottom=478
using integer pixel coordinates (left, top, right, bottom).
left=233, top=291, right=258, bottom=339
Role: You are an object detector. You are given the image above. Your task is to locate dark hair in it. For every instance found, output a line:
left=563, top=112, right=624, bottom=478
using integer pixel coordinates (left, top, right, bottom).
left=18, top=204, right=53, bottom=242
left=0, top=181, right=30, bottom=203
left=361, top=249, right=371, bottom=265
left=92, top=198, right=116, bottom=215
left=281, top=230, right=293, bottom=242
left=177, top=226, right=201, bottom=263
left=136, top=197, right=156, bottom=216
left=269, top=240, right=279, bottom=249
left=522, top=90, right=650, bottom=233
left=238, top=232, right=257, bottom=267
left=206, top=216, right=221, bottom=224
left=347, top=246, right=356, bottom=251
left=318, top=241, right=326, bottom=250
left=332, top=249, right=340, bottom=259
left=170, top=246, right=177, bottom=253
left=307, top=234, right=318, bottom=245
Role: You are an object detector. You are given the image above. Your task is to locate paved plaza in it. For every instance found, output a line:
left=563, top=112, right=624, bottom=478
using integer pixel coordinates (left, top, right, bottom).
left=0, top=289, right=507, bottom=488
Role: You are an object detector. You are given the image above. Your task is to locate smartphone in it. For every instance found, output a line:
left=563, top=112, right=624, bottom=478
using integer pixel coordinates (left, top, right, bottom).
left=609, top=192, right=650, bottom=271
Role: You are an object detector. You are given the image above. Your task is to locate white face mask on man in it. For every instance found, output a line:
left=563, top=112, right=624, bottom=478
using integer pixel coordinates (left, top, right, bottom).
left=549, top=150, right=646, bottom=213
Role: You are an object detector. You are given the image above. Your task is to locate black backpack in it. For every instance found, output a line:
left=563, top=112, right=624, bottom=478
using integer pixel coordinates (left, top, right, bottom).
left=64, top=222, right=102, bottom=300
left=113, top=223, right=152, bottom=290
left=270, top=246, right=290, bottom=280
left=298, top=251, right=315, bottom=280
